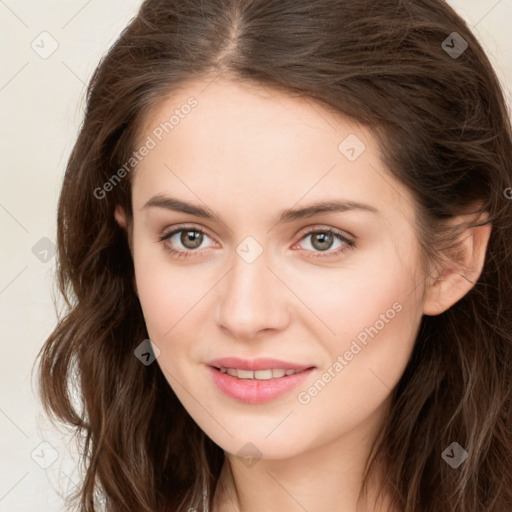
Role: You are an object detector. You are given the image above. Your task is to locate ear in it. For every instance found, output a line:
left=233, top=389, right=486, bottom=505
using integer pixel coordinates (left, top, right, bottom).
left=423, top=213, right=492, bottom=316
left=114, top=205, right=135, bottom=257
left=114, top=205, right=128, bottom=229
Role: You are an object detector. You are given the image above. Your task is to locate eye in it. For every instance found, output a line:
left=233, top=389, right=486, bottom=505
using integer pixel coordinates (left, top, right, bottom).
left=158, top=225, right=216, bottom=259
left=293, top=227, right=355, bottom=258
left=158, top=224, right=355, bottom=260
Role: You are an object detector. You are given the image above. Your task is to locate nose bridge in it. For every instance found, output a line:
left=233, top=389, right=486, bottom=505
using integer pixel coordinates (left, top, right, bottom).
left=216, top=239, right=289, bottom=338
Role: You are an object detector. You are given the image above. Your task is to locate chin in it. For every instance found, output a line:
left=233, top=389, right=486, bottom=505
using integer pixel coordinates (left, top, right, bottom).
left=211, top=430, right=309, bottom=463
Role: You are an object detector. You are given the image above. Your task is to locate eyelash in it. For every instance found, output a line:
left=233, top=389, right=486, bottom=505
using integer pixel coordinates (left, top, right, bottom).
left=157, top=224, right=356, bottom=260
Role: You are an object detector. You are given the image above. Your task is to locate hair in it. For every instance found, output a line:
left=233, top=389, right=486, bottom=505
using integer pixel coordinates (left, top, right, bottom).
left=36, top=0, right=512, bottom=511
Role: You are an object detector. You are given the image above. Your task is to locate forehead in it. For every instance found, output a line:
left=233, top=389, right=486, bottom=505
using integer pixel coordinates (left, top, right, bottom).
left=131, top=77, right=415, bottom=225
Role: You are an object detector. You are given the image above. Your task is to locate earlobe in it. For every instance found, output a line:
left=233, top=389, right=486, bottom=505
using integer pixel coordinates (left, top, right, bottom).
left=114, top=205, right=127, bottom=229
left=423, top=217, right=492, bottom=316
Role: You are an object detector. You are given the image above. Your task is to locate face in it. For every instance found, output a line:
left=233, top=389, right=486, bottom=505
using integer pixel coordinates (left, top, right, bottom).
left=120, top=77, right=429, bottom=460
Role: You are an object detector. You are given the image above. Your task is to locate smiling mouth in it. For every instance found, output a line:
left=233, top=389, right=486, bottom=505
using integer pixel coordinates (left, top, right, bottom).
left=207, top=363, right=316, bottom=404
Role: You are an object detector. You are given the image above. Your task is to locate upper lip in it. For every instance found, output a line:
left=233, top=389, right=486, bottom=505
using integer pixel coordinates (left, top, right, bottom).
left=206, top=357, right=314, bottom=371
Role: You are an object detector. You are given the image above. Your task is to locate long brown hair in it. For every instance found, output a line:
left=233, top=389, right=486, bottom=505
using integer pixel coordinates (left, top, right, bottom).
left=36, top=0, right=512, bottom=510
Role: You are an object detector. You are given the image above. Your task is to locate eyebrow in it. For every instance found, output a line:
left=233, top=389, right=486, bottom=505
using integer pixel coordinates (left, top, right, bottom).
left=143, top=195, right=379, bottom=222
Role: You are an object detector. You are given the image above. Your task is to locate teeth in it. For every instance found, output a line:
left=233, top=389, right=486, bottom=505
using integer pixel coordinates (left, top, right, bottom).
left=219, top=367, right=302, bottom=380
left=237, top=369, right=254, bottom=379
left=254, top=369, right=273, bottom=380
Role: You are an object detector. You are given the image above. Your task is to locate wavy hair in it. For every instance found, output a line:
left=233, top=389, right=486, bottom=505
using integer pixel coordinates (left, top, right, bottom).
left=36, top=0, right=512, bottom=510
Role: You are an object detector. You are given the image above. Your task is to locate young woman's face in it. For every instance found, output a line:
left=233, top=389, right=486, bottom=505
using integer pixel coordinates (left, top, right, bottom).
left=123, top=77, right=430, bottom=460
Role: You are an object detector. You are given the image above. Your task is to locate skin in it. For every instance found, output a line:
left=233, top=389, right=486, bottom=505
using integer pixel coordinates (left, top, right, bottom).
left=115, top=76, right=491, bottom=512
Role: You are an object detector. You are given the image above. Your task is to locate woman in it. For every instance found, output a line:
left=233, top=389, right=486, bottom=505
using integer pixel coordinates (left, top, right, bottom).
left=37, top=0, right=512, bottom=510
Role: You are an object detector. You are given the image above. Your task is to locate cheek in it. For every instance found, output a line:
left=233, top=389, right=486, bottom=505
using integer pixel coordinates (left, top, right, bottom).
left=279, top=238, right=421, bottom=351
left=133, top=237, right=185, bottom=339
left=289, top=248, right=422, bottom=414
left=136, top=264, right=206, bottom=342
left=133, top=239, right=222, bottom=369
left=293, top=303, right=419, bottom=453
left=286, top=324, right=419, bottom=463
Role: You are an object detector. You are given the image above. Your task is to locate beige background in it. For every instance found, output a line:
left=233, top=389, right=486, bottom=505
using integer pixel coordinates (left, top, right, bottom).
left=0, top=0, right=510, bottom=510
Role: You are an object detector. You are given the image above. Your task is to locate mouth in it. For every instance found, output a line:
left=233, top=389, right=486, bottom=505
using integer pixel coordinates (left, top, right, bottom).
left=210, top=366, right=312, bottom=380
left=206, top=358, right=316, bottom=404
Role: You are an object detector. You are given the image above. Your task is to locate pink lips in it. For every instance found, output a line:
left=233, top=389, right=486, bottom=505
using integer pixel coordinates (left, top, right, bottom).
left=206, top=357, right=315, bottom=404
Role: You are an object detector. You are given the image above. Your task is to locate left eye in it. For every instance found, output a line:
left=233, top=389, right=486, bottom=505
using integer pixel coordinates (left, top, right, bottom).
left=294, top=228, right=355, bottom=258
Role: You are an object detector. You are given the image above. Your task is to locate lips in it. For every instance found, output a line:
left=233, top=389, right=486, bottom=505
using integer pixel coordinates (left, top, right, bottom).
left=206, top=357, right=316, bottom=404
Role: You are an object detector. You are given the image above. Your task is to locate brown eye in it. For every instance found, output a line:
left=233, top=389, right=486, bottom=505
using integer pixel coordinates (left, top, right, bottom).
left=180, top=230, right=203, bottom=249
left=295, top=227, right=355, bottom=259
left=310, top=231, right=334, bottom=251
left=158, top=226, right=215, bottom=259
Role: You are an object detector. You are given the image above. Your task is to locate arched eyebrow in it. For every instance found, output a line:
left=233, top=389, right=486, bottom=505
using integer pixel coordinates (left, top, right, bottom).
left=278, top=200, right=379, bottom=221
left=143, top=195, right=380, bottom=222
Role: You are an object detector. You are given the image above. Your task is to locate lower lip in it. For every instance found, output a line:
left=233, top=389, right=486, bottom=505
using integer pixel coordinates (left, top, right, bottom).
left=207, top=366, right=315, bottom=404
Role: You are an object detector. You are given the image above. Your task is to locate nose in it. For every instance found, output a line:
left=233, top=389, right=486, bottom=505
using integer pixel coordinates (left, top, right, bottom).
left=215, top=246, right=291, bottom=340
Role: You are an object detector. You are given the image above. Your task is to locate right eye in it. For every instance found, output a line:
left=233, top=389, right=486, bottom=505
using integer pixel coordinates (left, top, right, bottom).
left=158, top=225, right=217, bottom=259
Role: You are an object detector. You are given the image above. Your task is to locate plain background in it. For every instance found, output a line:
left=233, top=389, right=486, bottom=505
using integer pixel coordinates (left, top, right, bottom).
left=0, top=1, right=510, bottom=510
